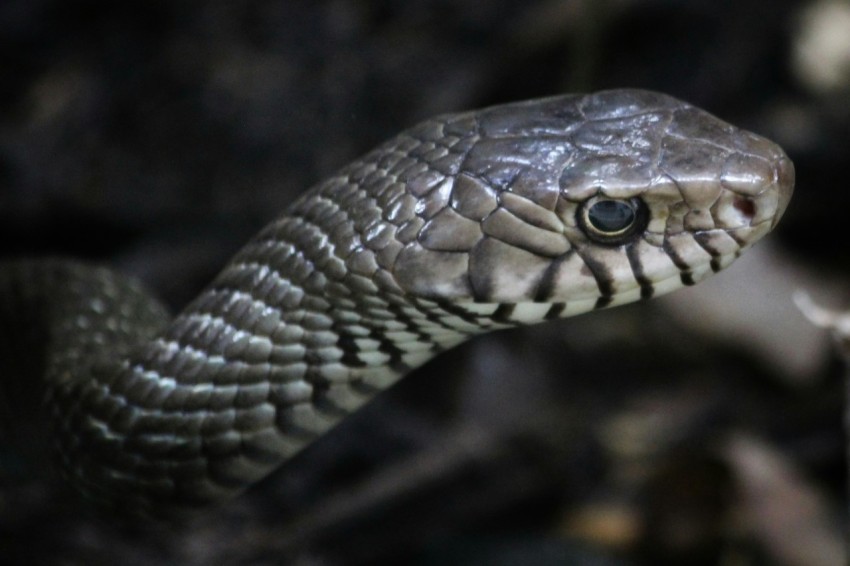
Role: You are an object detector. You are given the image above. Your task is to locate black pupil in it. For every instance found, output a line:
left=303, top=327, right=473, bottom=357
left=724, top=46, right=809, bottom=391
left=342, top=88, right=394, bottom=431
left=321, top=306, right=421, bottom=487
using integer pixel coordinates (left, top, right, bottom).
left=587, top=200, right=635, bottom=233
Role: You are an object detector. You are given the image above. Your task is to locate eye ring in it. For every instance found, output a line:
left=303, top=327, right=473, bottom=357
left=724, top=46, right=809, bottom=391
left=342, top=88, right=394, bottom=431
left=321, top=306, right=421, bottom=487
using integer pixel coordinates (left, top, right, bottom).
left=577, top=196, right=649, bottom=244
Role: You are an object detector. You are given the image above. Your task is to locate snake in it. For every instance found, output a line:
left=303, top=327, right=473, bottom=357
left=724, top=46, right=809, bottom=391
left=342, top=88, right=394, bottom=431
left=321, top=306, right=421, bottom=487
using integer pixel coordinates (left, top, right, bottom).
left=0, top=89, right=794, bottom=519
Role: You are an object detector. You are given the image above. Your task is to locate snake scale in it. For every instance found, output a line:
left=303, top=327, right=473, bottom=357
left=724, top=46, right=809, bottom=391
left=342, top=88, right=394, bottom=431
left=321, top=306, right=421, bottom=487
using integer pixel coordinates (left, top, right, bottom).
left=0, top=89, right=794, bottom=519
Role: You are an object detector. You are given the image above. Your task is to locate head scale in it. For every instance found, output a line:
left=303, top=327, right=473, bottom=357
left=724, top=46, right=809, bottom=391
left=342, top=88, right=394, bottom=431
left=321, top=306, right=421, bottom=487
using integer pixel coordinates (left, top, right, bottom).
left=363, top=89, right=794, bottom=319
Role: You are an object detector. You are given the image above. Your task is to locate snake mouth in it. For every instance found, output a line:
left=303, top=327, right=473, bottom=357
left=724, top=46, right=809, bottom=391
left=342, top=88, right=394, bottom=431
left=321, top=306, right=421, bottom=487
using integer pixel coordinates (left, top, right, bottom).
left=772, top=156, right=795, bottom=229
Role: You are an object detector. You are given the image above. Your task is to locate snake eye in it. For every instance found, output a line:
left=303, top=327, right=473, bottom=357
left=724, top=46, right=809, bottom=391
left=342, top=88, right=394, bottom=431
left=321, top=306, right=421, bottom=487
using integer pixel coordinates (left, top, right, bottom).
left=578, top=197, right=648, bottom=244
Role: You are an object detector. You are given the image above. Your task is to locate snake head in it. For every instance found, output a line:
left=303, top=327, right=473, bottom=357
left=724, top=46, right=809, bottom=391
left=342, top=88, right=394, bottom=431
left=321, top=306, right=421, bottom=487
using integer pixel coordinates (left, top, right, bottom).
left=361, top=89, right=794, bottom=317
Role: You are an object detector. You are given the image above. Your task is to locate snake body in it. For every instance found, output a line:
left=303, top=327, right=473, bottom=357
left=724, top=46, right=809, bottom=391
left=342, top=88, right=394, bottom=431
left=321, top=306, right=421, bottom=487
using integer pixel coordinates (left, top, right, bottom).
left=0, top=89, right=794, bottom=518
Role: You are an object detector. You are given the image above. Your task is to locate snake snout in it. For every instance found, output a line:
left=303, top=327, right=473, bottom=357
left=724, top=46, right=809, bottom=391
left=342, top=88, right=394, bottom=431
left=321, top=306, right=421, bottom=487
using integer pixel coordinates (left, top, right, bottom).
left=717, top=138, right=794, bottom=234
left=773, top=156, right=795, bottom=229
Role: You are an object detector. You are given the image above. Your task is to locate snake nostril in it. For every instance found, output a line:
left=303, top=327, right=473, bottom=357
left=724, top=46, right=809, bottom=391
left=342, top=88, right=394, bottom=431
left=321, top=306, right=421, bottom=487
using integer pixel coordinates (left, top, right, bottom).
left=733, top=197, right=756, bottom=220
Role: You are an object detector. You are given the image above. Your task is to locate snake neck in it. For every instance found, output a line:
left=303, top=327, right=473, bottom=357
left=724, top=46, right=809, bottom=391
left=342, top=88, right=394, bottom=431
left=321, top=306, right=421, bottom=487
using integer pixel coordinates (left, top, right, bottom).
left=15, top=211, right=581, bottom=516
left=3, top=235, right=567, bottom=518
left=35, top=226, right=491, bottom=515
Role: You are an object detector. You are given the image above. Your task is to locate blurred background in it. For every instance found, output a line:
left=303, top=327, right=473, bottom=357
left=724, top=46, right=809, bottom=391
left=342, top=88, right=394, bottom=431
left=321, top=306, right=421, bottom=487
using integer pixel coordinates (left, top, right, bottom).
left=0, top=0, right=847, bottom=564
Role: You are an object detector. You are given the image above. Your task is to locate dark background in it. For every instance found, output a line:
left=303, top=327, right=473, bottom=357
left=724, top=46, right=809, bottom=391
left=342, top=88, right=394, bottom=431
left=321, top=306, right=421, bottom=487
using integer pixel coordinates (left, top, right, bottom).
left=0, top=1, right=846, bottom=564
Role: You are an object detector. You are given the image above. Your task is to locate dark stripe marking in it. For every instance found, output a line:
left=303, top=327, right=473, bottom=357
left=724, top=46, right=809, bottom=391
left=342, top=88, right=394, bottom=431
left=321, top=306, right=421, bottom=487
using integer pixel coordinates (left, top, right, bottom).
left=533, top=251, right=574, bottom=302
left=662, top=238, right=694, bottom=286
left=397, top=300, right=459, bottom=332
left=432, top=299, right=485, bottom=325
left=544, top=302, right=566, bottom=320
left=692, top=233, right=725, bottom=273
left=574, top=249, right=615, bottom=309
left=369, top=327, right=413, bottom=374
left=625, top=243, right=655, bottom=300
left=492, top=303, right=516, bottom=323
left=335, top=322, right=368, bottom=368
